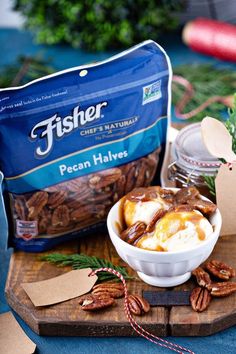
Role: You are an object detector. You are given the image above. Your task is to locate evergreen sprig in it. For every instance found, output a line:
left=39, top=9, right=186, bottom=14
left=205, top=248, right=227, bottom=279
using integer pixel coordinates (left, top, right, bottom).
left=40, top=253, right=134, bottom=282
left=203, top=175, right=216, bottom=197
left=225, top=95, right=236, bottom=154
left=173, top=64, right=236, bottom=122
left=203, top=94, right=236, bottom=195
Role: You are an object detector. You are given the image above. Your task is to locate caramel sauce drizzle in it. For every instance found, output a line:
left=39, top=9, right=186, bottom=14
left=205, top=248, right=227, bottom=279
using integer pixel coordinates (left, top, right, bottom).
left=119, top=188, right=208, bottom=252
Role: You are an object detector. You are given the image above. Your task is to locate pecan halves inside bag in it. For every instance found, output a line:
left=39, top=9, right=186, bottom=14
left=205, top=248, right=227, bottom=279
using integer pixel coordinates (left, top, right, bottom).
left=12, top=147, right=162, bottom=238
left=26, top=191, right=48, bottom=219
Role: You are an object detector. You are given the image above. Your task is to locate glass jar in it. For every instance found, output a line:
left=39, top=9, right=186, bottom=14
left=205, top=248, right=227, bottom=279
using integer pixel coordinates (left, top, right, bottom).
left=168, top=123, right=221, bottom=201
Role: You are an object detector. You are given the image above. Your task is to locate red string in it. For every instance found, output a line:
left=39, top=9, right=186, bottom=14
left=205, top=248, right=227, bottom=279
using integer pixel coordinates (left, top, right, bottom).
left=89, top=267, right=195, bottom=354
left=172, top=75, right=232, bottom=120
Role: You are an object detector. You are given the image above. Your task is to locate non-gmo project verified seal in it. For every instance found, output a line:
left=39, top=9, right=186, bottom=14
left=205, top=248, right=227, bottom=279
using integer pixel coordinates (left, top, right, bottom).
left=142, top=80, right=162, bottom=105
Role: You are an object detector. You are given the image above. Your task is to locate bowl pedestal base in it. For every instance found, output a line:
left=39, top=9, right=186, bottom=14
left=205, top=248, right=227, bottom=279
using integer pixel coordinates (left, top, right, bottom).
left=137, top=271, right=191, bottom=287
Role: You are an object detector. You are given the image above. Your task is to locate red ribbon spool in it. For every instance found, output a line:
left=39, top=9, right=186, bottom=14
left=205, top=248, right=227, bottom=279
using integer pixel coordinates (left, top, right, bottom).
left=183, top=17, right=236, bottom=62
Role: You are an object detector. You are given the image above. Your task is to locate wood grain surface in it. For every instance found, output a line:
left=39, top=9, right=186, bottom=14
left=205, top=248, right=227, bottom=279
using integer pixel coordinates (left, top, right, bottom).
left=5, top=232, right=236, bottom=337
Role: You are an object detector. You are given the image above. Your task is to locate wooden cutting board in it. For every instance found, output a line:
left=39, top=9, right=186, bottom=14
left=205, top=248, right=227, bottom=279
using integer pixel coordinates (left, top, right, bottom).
left=5, top=232, right=236, bottom=337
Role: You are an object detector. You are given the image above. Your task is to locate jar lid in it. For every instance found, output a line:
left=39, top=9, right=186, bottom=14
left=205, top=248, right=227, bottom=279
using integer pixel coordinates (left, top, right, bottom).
left=172, top=123, right=221, bottom=174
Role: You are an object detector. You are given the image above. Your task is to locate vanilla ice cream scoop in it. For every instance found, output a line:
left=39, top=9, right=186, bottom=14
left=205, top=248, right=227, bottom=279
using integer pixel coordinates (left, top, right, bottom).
left=124, top=196, right=170, bottom=227
left=136, top=210, right=213, bottom=252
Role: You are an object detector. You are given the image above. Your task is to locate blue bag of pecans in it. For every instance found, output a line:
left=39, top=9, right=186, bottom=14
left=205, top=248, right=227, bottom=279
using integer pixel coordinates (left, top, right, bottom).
left=0, top=40, right=172, bottom=252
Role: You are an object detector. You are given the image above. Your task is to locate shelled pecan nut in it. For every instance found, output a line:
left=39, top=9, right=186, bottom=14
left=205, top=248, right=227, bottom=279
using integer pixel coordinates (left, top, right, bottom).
left=70, top=204, right=105, bottom=222
left=143, top=154, right=159, bottom=186
left=187, top=199, right=217, bottom=215
left=125, top=164, right=136, bottom=194
left=92, top=282, right=124, bottom=298
left=52, top=205, right=70, bottom=227
left=79, top=294, right=114, bottom=311
left=114, top=175, right=126, bottom=198
left=120, top=221, right=146, bottom=244
left=87, top=191, right=113, bottom=203
left=208, top=282, right=236, bottom=297
left=14, top=197, right=28, bottom=220
left=47, top=190, right=68, bottom=209
left=63, top=177, right=88, bottom=192
left=127, top=294, right=150, bottom=316
left=26, top=191, right=48, bottom=219
left=205, top=260, right=236, bottom=280
left=175, top=186, right=200, bottom=204
left=134, top=159, right=147, bottom=188
left=89, top=168, right=122, bottom=190
left=192, top=267, right=212, bottom=288
left=190, top=287, right=211, bottom=312
left=146, top=209, right=167, bottom=233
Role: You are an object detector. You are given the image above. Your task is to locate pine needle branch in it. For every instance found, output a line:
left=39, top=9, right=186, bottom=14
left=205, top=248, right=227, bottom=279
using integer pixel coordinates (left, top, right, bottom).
left=40, top=253, right=134, bottom=282
left=203, top=94, right=236, bottom=195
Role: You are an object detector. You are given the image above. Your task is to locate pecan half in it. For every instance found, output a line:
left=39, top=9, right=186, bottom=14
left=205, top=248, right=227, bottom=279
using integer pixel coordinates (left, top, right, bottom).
left=70, top=204, right=105, bottom=222
left=89, top=168, right=122, bottom=190
left=205, top=260, right=236, bottom=280
left=38, top=208, right=52, bottom=234
left=159, top=188, right=175, bottom=204
left=125, top=165, right=136, bottom=194
left=192, top=267, right=212, bottom=288
left=62, top=177, right=88, bottom=192
left=87, top=191, right=113, bottom=204
left=175, top=186, right=200, bottom=204
left=190, top=287, right=211, bottom=312
left=134, top=160, right=147, bottom=188
left=120, top=221, right=146, bottom=244
left=126, top=187, right=160, bottom=202
left=26, top=191, right=48, bottom=219
left=187, top=199, right=217, bottom=215
left=208, top=282, right=236, bottom=297
left=114, top=175, right=126, bottom=198
left=79, top=294, right=114, bottom=311
left=127, top=294, right=150, bottom=316
left=168, top=204, right=194, bottom=213
left=47, top=224, right=74, bottom=235
left=92, top=282, right=124, bottom=298
left=52, top=205, right=70, bottom=227
left=144, top=148, right=160, bottom=186
left=146, top=209, right=167, bottom=233
left=47, top=190, right=67, bottom=209
left=14, top=197, right=28, bottom=220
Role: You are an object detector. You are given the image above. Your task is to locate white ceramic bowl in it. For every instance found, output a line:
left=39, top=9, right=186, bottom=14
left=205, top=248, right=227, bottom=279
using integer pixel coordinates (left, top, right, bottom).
left=107, top=189, right=222, bottom=287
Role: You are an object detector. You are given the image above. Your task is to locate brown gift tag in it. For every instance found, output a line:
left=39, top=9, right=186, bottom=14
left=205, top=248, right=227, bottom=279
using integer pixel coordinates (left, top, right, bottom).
left=215, top=163, right=236, bottom=236
left=22, top=268, right=97, bottom=307
left=0, top=312, right=36, bottom=354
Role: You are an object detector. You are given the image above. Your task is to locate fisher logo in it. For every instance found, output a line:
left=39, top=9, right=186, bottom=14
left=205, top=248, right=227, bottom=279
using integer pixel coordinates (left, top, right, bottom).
left=142, top=80, right=162, bottom=105
left=30, top=101, right=108, bottom=157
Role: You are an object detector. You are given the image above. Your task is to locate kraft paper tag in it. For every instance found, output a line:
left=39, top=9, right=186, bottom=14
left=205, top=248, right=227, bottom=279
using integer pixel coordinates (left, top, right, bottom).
left=215, top=163, right=236, bottom=236
left=0, top=312, right=36, bottom=354
left=22, top=268, right=97, bottom=307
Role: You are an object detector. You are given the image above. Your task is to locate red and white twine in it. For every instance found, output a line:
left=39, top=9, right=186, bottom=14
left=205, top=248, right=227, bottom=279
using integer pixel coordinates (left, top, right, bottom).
left=89, top=267, right=195, bottom=354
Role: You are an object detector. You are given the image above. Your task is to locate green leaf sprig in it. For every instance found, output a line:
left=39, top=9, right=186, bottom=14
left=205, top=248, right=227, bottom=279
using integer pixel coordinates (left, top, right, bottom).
left=203, top=94, right=236, bottom=195
left=41, top=253, right=134, bottom=282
